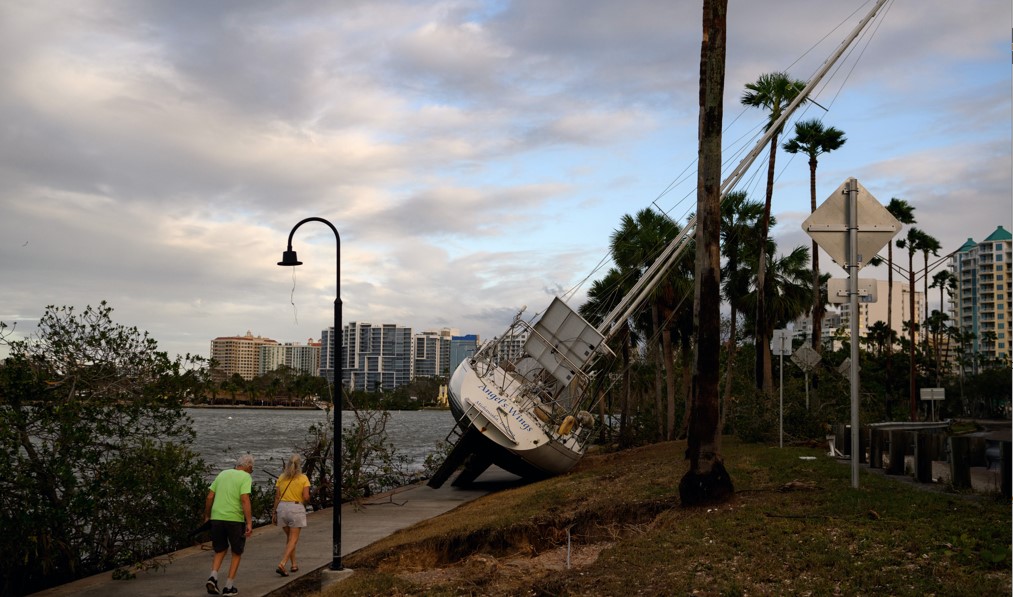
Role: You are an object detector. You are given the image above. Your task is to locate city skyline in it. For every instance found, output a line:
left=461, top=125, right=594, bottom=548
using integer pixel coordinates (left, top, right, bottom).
left=2, top=1, right=1009, bottom=360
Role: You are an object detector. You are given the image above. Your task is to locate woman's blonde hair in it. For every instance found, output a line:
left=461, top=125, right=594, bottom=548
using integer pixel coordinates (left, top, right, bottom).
left=280, top=454, right=302, bottom=481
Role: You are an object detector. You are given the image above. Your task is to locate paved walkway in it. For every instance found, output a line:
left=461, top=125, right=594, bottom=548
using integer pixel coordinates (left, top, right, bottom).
left=34, top=468, right=523, bottom=597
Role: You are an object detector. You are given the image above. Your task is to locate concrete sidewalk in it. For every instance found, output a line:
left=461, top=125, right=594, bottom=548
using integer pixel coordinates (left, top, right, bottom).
left=34, top=468, right=523, bottom=597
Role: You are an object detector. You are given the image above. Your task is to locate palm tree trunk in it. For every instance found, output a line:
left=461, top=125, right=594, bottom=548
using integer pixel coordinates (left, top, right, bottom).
left=663, top=324, right=677, bottom=440
left=681, top=0, right=733, bottom=506
left=651, top=304, right=665, bottom=441
left=755, top=133, right=778, bottom=395
left=809, top=156, right=823, bottom=351
left=720, top=307, right=738, bottom=430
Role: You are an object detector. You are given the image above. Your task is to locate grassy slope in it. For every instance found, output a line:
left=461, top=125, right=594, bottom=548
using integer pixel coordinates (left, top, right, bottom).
left=321, top=438, right=1011, bottom=596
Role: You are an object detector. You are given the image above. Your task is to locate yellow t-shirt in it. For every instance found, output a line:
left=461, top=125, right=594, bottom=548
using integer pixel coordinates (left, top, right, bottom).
left=276, top=473, right=310, bottom=503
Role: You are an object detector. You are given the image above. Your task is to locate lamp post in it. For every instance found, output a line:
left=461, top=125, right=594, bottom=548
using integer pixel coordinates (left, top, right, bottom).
left=277, top=217, right=343, bottom=571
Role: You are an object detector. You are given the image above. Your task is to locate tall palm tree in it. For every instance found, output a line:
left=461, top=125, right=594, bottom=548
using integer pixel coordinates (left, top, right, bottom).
left=896, top=227, right=933, bottom=420
left=782, top=118, right=846, bottom=352
left=682, top=0, right=732, bottom=507
left=917, top=232, right=942, bottom=343
left=741, top=71, right=807, bottom=394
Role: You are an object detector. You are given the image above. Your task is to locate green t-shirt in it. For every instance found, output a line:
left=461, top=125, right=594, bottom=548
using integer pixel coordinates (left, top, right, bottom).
left=209, top=468, right=252, bottom=522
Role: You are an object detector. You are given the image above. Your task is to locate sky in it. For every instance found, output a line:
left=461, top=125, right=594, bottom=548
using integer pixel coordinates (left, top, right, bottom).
left=1, top=0, right=1010, bottom=361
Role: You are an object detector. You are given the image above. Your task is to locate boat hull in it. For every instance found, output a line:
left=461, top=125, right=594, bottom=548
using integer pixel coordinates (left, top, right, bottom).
left=446, top=358, right=584, bottom=480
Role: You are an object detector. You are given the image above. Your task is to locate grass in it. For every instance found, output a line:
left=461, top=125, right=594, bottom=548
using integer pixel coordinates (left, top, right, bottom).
left=311, top=437, right=1011, bottom=596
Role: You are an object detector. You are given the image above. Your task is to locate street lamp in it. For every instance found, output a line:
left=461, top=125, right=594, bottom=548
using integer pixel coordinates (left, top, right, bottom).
left=278, top=217, right=343, bottom=571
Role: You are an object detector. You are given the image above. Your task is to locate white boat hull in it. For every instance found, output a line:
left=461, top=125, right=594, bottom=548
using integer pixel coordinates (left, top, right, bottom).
left=447, top=358, right=584, bottom=479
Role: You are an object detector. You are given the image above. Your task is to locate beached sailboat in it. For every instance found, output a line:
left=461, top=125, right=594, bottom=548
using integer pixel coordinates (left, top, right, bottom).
left=429, top=0, right=891, bottom=488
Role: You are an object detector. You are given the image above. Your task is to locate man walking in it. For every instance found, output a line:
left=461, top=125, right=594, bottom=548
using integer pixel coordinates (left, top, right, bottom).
left=204, top=454, right=254, bottom=595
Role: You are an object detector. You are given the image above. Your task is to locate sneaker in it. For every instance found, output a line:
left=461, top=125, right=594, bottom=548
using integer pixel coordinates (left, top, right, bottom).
left=222, top=587, right=239, bottom=595
left=205, top=576, right=220, bottom=595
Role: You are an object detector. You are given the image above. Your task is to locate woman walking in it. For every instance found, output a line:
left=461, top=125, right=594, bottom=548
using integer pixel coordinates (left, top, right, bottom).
left=272, top=454, right=311, bottom=576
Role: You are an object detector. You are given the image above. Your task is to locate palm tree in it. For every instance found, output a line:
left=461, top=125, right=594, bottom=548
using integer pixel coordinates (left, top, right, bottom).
left=896, top=227, right=933, bottom=420
left=719, top=191, right=765, bottom=419
left=739, top=244, right=814, bottom=360
left=741, top=71, right=807, bottom=394
left=580, top=267, right=633, bottom=445
left=782, top=118, right=846, bottom=352
left=609, top=208, right=690, bottom=440
left=930, top=269, right=956, bottom=378
left=682, top=0, right=732, bottom=507
left=884, top=198, right=917, bottom=342
left=917, top=232, right=942, bottom=343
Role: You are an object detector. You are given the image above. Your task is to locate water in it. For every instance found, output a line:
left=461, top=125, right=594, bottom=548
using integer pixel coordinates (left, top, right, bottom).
left=185, top=408, right=456, bottom=486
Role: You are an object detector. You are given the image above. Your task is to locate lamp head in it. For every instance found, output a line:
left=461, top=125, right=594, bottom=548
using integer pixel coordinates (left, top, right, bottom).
left=278, top=249, right=302, bottom=266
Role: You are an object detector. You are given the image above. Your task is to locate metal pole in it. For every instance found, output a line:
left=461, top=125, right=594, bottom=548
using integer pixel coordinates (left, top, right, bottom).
left=278, top=217, right=344, bottom=570
left=333, top=280, right=342, bottom=570
left=846, top=179, right=860, bottom=489
left=779, top=336, right=784, bottom=448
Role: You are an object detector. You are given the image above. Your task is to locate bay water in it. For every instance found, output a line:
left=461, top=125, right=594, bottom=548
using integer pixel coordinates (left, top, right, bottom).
left=186, top=408, right=456, bottom=486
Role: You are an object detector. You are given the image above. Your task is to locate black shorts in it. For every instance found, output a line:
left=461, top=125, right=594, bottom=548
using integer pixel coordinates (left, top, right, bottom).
left=210, top=520, right=246, bottom=555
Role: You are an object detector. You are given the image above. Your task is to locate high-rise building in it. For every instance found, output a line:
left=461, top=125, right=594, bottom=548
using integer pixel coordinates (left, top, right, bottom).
left=210, top=331, right=278, bottom=382
left=492, top=327, right=529, bottom=363
left=323, top=322, right=413, bottom=391
left=449, top=334, right=480, bottom=375
left=413, top=328, right=455, bottom=378
left=263, top=340, right=320, bottom=377
left=950, top=226, right=1012, bottom=370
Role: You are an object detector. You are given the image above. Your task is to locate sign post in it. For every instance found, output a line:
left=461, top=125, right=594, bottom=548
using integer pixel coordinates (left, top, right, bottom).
left=803, top=178, right=900, bottom=488
left=772, top=329, right=792, bottom=448
left=791, top=345, right=821, bottom=409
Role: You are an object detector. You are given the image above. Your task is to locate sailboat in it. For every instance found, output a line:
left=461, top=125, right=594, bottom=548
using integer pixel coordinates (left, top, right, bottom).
left=428, top=0, right=891, bottom=488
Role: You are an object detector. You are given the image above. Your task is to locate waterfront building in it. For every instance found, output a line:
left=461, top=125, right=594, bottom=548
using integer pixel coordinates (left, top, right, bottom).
left=413, top=328, right=455, bottom=379
left=448, top=334, right=480, bottom=375
left=950, top=226, right=1012, bottom=370
left=210, top=331, right=278, bottom=382
left=263, top=340, right=321, bottom=377
left=327, top=322, right=413, bottom=392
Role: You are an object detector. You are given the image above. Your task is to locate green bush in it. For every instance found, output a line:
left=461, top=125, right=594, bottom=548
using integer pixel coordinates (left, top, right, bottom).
left=0, top=304, right=210, bottom=595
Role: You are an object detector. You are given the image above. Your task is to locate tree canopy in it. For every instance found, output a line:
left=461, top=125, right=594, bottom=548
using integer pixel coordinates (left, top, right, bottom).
left=0, top=303, right=211, bottom=595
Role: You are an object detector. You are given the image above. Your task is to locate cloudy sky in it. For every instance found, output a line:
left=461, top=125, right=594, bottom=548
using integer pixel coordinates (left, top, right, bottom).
left=1, top=0, right=1010, bottom=360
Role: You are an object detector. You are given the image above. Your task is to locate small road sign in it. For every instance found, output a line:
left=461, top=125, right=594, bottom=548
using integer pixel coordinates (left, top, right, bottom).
left=792, top=345, right=821, bottom=372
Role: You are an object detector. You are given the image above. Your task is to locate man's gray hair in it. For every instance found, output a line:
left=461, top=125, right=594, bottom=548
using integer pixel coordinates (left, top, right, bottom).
left=236, top=453, right=255, bottom=469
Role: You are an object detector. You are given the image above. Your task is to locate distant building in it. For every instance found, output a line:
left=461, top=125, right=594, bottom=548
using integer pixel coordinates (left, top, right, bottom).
left=262, top=340, right=320, bottom=377
left=333, top=322, right=413, bottom=392
left=492, top=327, right=530, bottom=363
left=210, top=331, right=278, bottom=382
left=838, top=279, right=923, bottom=341
left=413, top=328, right=455, bottom=379
left=449, top=334, right=480, bottom=375
left=950, top=226, right=1012, bottom=370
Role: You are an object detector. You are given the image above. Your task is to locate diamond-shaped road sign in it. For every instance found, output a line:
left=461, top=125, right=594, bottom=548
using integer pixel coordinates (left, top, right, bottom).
left=802, top=179, right=900, bottom=270
left=791, top=345, right=821, bottom=372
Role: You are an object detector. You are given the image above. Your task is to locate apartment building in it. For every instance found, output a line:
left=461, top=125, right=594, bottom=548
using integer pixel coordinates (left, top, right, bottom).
left=950, top=225, right=1012, bottom=369
left=259, top=340, right=322, bottom=377
left=210, top=331, right=278, bottom=382
left=413, top=328, right=455, bottom=379
left=332, top=322, right=413, bottom=392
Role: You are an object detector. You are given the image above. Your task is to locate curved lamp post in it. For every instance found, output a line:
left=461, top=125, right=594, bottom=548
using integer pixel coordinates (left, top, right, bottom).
left=277, top=217, right=343, bottom=571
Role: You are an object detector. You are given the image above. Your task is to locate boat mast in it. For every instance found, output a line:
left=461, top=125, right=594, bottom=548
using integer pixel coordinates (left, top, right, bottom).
left=597, top=0, right=890, bottom=342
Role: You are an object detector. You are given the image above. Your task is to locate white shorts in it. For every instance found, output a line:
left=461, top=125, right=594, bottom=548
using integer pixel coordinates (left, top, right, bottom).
left=276, top=501, right=307, bottom=528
